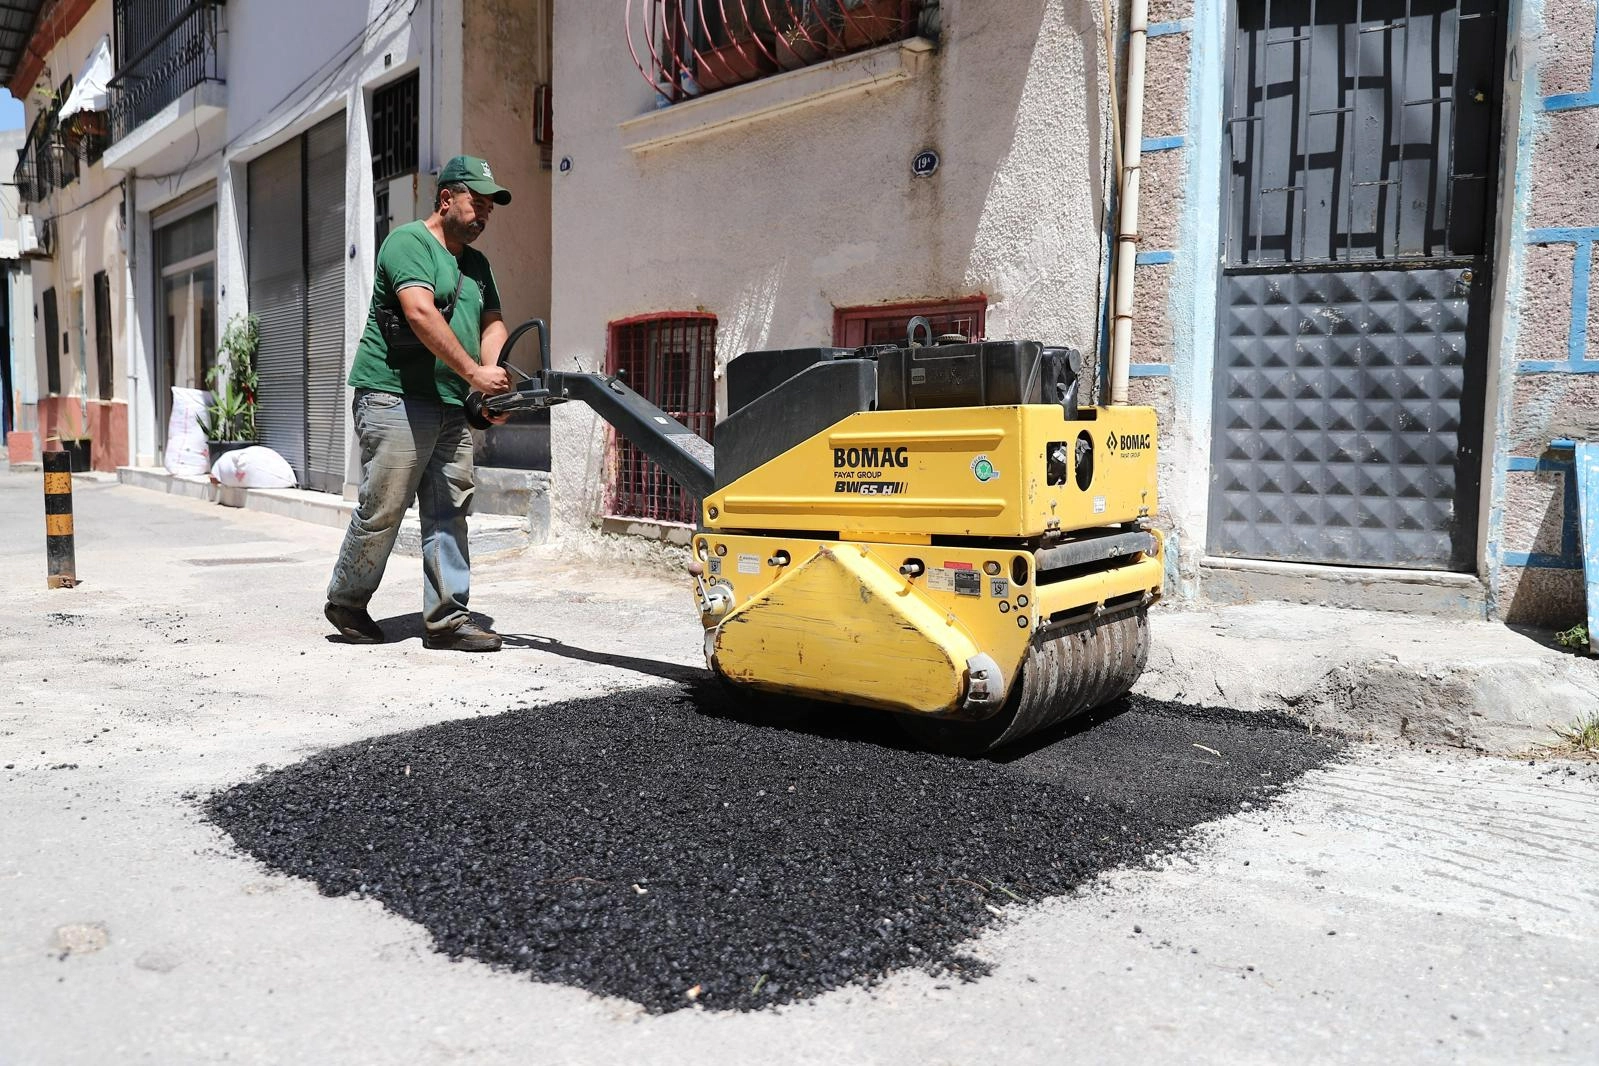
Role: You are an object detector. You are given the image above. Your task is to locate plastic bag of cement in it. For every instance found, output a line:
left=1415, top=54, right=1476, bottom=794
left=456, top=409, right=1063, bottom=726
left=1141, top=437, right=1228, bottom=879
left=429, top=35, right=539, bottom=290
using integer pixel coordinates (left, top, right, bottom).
left=210, top=446, right=297, bottom=489
left=164, top=387, right=213, bottom=476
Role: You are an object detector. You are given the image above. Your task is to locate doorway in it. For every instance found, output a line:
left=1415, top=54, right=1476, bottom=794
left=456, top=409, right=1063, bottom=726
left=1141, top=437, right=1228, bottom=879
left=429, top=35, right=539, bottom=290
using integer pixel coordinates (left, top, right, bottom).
left=1209, top=0, right=1503, bottom=570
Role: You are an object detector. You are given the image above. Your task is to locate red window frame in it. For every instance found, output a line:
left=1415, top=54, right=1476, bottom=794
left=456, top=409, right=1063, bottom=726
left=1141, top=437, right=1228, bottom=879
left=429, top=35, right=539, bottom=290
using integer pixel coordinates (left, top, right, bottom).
left=833, top=296, right=988, bottom=347
left=605, top=313, right=717, bottom=526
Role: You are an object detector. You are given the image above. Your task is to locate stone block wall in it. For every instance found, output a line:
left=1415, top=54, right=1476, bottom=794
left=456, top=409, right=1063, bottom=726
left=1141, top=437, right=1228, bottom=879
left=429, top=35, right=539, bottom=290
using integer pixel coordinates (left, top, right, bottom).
left=1492, top=0, right=1599, bottom=625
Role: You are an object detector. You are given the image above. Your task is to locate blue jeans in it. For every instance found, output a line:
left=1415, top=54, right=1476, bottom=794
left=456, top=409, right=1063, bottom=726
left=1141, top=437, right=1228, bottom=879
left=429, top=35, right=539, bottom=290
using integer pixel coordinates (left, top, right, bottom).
left=327, top=389, right=476, bottom=634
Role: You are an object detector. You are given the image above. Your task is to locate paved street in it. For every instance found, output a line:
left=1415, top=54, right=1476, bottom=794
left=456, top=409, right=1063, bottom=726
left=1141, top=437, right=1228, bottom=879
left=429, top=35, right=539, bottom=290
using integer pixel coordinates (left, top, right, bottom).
left=2, top=469, right=1597, bottom=1065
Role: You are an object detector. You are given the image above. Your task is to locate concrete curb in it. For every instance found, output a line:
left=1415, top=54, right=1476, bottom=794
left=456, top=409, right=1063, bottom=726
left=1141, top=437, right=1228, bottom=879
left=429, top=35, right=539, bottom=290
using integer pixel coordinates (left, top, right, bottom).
left=1140, top=602, right=1599, bottom=753
left=113, top=466, right=529, bottom=559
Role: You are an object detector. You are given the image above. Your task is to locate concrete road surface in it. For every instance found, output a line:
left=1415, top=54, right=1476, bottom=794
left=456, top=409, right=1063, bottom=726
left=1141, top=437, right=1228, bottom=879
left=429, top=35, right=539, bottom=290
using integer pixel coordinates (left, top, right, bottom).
left=2, top=470, right=1596, bottom=1064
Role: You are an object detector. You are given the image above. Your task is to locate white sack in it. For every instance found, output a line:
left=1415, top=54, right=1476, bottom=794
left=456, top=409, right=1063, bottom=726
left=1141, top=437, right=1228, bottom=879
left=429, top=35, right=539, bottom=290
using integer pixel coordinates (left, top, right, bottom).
left=164, top=386, right=212, bottom=476
left=210, top=446, right=297, bottom=489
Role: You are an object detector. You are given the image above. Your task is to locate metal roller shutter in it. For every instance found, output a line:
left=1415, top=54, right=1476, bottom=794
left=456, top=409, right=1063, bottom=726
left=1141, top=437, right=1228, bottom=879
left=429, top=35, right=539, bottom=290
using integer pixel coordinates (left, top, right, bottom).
left=303, top=115, right=347, bottom=493
left=248, top=137, right=307, bottom=480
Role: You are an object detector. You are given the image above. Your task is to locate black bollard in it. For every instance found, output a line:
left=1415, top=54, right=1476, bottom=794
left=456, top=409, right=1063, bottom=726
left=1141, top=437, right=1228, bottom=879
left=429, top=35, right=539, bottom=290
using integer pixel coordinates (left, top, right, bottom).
left=43, top=451, right=77, bottom=589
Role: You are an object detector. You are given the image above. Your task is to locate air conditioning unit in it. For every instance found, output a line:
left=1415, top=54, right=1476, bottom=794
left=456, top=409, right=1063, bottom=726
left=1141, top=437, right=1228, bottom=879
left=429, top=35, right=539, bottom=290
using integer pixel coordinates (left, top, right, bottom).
left=16, top=212, right=42, bottom=255
left=386, top=171, right=439, bottom=227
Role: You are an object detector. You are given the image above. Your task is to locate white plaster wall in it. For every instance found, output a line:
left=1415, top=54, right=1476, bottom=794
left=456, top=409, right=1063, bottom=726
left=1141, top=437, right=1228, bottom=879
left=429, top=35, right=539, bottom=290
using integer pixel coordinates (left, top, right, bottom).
left=549, top=0, right=1115, bottom=534
left=208, top=0, right=457, bottom=493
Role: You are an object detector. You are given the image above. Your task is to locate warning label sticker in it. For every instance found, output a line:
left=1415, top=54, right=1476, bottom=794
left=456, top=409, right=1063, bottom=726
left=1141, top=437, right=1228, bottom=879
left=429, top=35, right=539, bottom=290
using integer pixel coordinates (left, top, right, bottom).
left=737, top=554, right=761, bottom=575
left=927, top=568, right=955, bottom=592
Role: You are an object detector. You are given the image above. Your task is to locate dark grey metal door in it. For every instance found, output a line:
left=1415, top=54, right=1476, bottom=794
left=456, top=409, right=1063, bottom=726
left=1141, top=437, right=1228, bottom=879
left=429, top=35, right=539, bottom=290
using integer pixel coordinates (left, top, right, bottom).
left=1210, top=0, right=1501, bottom=570
left=304, top=115, right=347, bottom=495
left=248, top=114, right=346, bottom=492
left=249, top=136, right=307, bottom=480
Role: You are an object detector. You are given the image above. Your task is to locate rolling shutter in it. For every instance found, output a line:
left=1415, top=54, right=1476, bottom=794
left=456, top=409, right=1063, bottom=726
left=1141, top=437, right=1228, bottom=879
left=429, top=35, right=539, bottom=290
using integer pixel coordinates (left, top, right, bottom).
left=248, top=137, right=307, bottom=479
left=303, top=115, right=347, bottom=493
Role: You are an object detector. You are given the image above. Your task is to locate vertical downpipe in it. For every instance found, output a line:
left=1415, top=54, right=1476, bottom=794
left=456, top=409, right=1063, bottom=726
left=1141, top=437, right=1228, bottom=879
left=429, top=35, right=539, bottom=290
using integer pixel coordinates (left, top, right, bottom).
left=1108, top=0, right=1148, bottom=406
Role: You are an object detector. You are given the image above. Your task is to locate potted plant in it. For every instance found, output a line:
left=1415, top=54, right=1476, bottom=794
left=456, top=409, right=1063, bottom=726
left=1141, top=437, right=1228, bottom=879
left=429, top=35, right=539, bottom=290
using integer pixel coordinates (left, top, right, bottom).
left=840, top=0, right=909, bottom=50
left=200, top=314, right=260, bottom=463
left=775, top=20, right=828, bottom=70
left=696, top=34, right=778, bottom=91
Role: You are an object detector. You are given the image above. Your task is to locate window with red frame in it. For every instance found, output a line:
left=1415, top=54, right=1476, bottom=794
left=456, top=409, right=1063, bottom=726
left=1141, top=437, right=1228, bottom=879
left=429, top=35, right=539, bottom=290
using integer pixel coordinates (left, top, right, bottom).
left=833, top=297, right=987, bottom=348
left=606, top=314, right=717, bottom=525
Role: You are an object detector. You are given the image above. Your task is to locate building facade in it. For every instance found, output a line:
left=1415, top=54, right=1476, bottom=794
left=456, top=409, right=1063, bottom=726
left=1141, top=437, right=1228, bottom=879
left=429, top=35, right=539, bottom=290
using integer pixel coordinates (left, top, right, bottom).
left=3, top=0, right=1593, bottom=628
left=550, top=0, right=1597, bottom=627
left=4, top=0, right=553, bottom=488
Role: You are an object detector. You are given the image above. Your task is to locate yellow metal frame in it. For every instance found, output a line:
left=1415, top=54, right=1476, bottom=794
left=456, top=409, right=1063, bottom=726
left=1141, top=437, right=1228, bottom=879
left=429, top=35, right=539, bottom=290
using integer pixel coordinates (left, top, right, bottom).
left=704, top=404, right=1160, bottom=539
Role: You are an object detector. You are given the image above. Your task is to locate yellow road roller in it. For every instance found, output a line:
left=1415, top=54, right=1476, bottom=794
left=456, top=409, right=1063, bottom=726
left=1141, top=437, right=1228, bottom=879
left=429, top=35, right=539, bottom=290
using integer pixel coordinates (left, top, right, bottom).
left=470, top=318, right=1163, bottom=753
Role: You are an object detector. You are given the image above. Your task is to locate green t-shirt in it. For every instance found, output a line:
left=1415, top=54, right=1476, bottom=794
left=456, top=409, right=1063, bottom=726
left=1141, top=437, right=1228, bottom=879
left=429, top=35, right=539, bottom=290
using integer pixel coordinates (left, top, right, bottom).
left=347, top=220, right=501, bottom=405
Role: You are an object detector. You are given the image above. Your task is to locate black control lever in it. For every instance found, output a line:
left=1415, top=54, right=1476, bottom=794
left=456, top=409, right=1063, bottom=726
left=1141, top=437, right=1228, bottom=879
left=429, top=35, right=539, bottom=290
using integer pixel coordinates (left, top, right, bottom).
left=464, top=318, right=558, bottom=430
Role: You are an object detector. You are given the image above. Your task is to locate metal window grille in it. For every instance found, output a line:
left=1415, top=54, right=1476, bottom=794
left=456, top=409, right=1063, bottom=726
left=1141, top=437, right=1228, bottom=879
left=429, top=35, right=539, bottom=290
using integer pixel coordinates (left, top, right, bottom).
left=1225, top=0, right=1498, bottom=267
left=371, top=72, right=419, bottom=183
left=606, top=315, right=716, bottom=525
left=626, top=1, right=926, bottom=103
left=109, top=0, right=226, bottom=144
left=371, top=72, right=419, bottom=247
left=834, top=298, right=986, bottom=347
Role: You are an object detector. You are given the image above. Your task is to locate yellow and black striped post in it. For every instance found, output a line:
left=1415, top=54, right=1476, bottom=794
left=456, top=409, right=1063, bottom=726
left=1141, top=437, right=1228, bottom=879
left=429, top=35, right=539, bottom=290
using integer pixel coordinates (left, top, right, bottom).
left=43, top=452, right=77, bottom=589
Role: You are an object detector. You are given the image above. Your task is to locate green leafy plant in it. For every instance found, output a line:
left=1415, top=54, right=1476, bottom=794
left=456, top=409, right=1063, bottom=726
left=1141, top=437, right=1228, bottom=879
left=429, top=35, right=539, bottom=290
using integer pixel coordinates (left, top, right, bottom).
left=1555, top=623, right=1590, bottom=651
left=199, top=314, right=260, bottom=442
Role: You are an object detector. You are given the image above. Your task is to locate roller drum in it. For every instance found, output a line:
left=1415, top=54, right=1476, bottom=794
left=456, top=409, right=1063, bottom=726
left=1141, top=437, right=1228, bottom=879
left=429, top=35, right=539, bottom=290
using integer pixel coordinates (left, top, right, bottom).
left=898, top=607, right=1150, bottom=755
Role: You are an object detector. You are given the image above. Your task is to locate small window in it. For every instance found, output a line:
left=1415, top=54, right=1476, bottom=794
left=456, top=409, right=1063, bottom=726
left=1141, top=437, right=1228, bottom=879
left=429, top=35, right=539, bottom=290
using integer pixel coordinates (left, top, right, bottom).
left=606, top=314, right=716, bottom=525
left=42, top=288, right=60, bottom=395
left=834, top=296, right=987, bottom=347
left=93, top=272, right=114, bottom=401
left=371, top=71, right=420, bottom=247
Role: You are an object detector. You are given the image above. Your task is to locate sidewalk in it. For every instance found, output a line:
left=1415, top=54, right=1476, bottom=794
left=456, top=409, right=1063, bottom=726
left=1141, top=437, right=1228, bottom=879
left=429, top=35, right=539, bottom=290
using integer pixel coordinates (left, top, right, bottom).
left=1143, top=601, right=1599, bottom=753
left=5, top=459, right=1593, bottom=754
left=6, top=460, right=531, bottom=558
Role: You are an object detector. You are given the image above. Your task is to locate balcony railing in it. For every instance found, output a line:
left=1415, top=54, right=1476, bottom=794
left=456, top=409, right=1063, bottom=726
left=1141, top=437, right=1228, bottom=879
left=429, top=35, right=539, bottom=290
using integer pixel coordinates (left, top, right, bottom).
left=12, top=109, right=106, bottom=204
left=627, top=0, right=925, bottom=104
left=108, top=0, right=225, bottom=143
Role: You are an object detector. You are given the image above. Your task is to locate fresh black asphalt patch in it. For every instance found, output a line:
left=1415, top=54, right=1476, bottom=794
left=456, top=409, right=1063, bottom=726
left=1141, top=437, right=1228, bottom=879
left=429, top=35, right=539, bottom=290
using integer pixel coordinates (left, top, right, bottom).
left=207, top=686, right=1342, bottom=1012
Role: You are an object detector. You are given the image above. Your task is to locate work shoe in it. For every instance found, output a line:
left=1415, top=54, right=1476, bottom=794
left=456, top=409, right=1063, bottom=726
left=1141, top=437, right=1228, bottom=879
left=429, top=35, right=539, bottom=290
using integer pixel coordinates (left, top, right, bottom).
left=324, top=602, right=384, bottom=644
left=424, top=620, right=502, bottom=652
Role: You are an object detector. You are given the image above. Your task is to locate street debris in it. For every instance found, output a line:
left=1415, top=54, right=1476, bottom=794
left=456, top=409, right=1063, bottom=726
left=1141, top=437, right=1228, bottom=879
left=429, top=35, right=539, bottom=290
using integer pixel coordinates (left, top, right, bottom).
left=206, top=685, right=1341, bottom=1012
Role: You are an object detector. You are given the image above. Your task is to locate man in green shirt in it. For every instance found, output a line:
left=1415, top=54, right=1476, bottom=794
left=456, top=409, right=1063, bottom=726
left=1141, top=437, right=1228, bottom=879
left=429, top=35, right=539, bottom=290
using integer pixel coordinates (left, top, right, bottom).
left=324, top=155, right=514, bottom=651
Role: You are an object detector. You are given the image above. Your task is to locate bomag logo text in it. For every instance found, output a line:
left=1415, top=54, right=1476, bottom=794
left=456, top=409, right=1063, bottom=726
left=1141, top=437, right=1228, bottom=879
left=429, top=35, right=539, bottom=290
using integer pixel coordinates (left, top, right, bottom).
left=834, top=446, right=910, bottom=469
left=1111, top=432, right=1152, bottom=453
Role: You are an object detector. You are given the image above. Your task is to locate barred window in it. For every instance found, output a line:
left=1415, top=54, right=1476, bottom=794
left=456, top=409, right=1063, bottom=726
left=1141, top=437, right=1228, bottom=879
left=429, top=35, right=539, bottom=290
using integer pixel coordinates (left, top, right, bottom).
left=834, top=297, right=987, bottom=347
left=606, top=314, right=716, bottom=525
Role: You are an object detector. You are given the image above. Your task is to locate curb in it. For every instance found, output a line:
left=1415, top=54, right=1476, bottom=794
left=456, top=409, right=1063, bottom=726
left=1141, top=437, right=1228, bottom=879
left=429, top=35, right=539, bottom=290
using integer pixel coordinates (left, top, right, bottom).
left=112, top=466, right=529, bottom=559
left=1138, top=603, right=1599, bottom=754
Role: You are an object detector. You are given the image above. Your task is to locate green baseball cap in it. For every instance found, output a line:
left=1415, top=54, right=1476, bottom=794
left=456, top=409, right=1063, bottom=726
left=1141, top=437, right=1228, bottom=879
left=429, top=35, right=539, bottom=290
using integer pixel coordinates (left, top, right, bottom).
left=437, top=155, right=512, bottom=205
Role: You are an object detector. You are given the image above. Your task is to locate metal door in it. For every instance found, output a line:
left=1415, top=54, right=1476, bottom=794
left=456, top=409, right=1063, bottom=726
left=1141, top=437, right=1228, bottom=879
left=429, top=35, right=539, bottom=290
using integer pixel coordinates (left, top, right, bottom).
left=249, top=136, right=307, bottom=479
left=303, top=115, right=347, bottom=494
left=1209, top=0, right=1501, bottom=570
left=248, top=114, right=346, bottom=491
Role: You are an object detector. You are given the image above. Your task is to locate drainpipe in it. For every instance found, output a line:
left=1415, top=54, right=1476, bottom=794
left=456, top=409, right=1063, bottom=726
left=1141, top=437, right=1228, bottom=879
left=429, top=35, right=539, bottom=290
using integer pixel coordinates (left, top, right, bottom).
left=1108, top=0, right=1148, bottom=406
left=124, top=173, right=140, bottom=465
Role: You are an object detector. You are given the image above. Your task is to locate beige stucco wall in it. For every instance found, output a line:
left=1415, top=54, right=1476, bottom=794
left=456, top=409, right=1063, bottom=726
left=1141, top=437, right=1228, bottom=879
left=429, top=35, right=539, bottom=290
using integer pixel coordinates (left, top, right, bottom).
left=549, top=0, right=1115, bottom=535
left=462, top=0, right=552, bottom=327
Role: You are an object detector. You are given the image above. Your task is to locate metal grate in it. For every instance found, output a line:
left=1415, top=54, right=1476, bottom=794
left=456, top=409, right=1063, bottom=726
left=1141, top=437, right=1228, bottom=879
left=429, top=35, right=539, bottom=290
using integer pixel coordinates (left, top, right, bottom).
left=109, top=0, right=226, bottom=144
left=371, top=72, right=419, bottom=183
left=371, top=72, right=419, bottom=248
left=607, top=315, right=716, bottom=525
left=1225, top=0, right=1498, bottom=267
left=834, top=298, right=986, bottom=347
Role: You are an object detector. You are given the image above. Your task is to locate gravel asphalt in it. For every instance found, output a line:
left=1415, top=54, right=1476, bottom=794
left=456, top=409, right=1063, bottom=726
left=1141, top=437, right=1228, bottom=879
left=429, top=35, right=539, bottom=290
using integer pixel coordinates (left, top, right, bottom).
left=208, top=686, right=1341, bottom=1012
